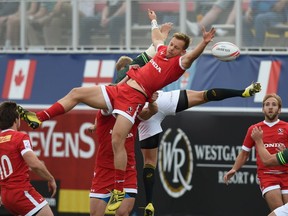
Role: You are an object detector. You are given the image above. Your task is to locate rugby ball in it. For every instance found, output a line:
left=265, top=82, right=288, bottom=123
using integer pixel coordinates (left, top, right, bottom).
left=211, top=42, right=240, bottom=62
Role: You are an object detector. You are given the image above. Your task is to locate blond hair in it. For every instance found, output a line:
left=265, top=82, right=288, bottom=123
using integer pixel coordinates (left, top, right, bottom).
left=115, top=56, right=133, bottom=71
left=173, top=32, right=191, bottom=50
left=262, top=93, right=282, bottom=108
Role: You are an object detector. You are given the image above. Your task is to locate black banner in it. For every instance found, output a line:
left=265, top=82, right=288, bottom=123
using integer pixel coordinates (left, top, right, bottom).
left=134, top=110, right=287, bottom=216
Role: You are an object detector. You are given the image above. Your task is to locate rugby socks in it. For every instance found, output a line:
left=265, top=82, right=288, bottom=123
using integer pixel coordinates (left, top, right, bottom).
left=115, top=169, right=125, bottom=191
left=204, top=89, right=244, bottom=102
left=143, top=164, right=156, bottom=204
left=36, top=102, right=65, bottom=121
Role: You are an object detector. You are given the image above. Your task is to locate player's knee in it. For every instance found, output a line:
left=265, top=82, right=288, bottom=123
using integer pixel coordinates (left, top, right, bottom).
left=68, top=87, right=84, bottom=100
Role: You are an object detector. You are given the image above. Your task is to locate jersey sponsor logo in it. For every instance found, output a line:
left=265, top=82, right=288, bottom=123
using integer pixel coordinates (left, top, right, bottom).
left=0, top=135, right=12, bottom=143
left=149, top=59, right=161, bottom=73
left=82, top=60, right=115, bottom=86
left=255, top=60, right=281, bottom=103
left=264, top=142, right=285, bottom=148
left=2, top=60, right=37, bottom=100
left=158, top=128, right=193, bottom=198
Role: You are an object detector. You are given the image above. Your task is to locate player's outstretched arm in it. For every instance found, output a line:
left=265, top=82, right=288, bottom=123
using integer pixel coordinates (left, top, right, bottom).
left=251, top=126, right=280, bottom=166
left=181, top=26, right=216, bottom=69
left=147, top=9, right=165, bottom=48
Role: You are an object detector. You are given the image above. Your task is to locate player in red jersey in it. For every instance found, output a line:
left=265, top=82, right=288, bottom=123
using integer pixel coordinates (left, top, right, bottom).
left=252, top=124, right=288, bottom=216
left=90, top=110, right=138, bottom=216
left=17, top=9, right=215, bottom=211
left=224, top=94, right=288, bottom=212
left=0, top=101, right=57, bottom=216
left=89, top=103, right=157, bottom=216
left=115, top=53, right=261, bottom=216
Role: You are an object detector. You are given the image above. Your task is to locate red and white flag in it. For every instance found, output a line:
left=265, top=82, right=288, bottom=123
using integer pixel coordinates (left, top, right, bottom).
left=82, top=60, right=115, bottom=87
left=254, top=60, right=281, bottom=103
left=2, top=60, right=37, bottom=100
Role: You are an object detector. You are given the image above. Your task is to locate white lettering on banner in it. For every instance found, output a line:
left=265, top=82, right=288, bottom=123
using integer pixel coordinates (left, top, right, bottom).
left=27, top=121, right=95, bottom=158
left=158, top=128, right=259, bottom=195
left=218, top=171, right=258, bottom=184
left=158, top=128, right=193, bottom=198
left=194, top=145, right=257, bottom=162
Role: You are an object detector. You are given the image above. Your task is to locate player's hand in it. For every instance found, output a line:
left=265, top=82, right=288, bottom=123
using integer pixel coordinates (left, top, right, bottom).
left=148, top=102, right=158, bottom=116
left=201, top=26, right=216, bottom=44
left=160, top=22, right=173, bottom=40
left=223, top=169, right=236, bottom=185
left=160, top=22, right=173, bottom=33
left=148, top=9, right=157, bottom=21
left=129, top=64, right=140, bottom=70
left=278, top=143, right=286, bottom=152
left=87, top=124, right=97, bottom=133
left=251, top=126, right=263, bottom=143
left=150, top=91, right=159, bottom=102
left=48, top=179, right=57, bottom=198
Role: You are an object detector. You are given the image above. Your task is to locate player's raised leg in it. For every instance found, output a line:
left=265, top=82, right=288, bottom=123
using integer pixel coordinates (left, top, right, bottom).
left=18, top=85, right=107, bottom=129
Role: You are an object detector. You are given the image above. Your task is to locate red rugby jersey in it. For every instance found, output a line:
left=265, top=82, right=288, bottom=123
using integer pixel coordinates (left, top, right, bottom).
left=243, top=120, right=288, bottom=175
left=95, top=111, right=139, bottom=169
left=0, top=129, right=33, bottom=189
left=127, top=45, right=185, bottom=98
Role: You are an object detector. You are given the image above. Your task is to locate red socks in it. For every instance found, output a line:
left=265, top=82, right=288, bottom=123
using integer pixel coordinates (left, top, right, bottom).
left=114, top=169, right=125, bottom=191
left=36, top=102, right=65, bottom=121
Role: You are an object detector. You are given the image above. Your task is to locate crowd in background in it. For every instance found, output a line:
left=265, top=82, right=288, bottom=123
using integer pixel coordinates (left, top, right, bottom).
left=0, top=0, right=288, bottom=50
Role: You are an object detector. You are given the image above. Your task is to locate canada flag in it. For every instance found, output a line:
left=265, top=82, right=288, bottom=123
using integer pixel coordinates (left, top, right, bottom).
left=254, top=60, right=281, bottom=103
left=82, top=60, right=115, bottom=87
left=2, top=60, right=37, bottom=100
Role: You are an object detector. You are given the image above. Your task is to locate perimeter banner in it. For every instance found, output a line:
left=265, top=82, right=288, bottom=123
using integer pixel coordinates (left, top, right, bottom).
left=1, top=53, right=288, bottom=107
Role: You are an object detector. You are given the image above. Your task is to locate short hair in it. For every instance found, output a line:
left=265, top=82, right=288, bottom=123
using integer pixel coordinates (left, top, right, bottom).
left=262, top=93, right=282, bottom=108
left=0, top=101, right=19, bottom=130
left=115, top=56, right=133, bottom=72
left=173, top=32, right=191, bottom=50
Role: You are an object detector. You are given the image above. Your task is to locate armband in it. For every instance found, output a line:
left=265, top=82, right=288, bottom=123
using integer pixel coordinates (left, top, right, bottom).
left=277, top=149, right=288, bottom=165
left=151, top=19, right=158, bottom=30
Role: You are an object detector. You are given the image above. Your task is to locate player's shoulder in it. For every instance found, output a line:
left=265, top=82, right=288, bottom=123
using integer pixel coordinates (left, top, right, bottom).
left=247, top=121, right=264, bottom=132
left=278, top=120, right=288, bottom=127
left=255, top=121, right=265, bottom=127
left=1, top=129, right=27, bottom=137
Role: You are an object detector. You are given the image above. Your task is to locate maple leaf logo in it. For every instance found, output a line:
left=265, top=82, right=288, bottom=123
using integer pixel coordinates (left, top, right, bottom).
left=14, top=69, right=24, bottom=86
